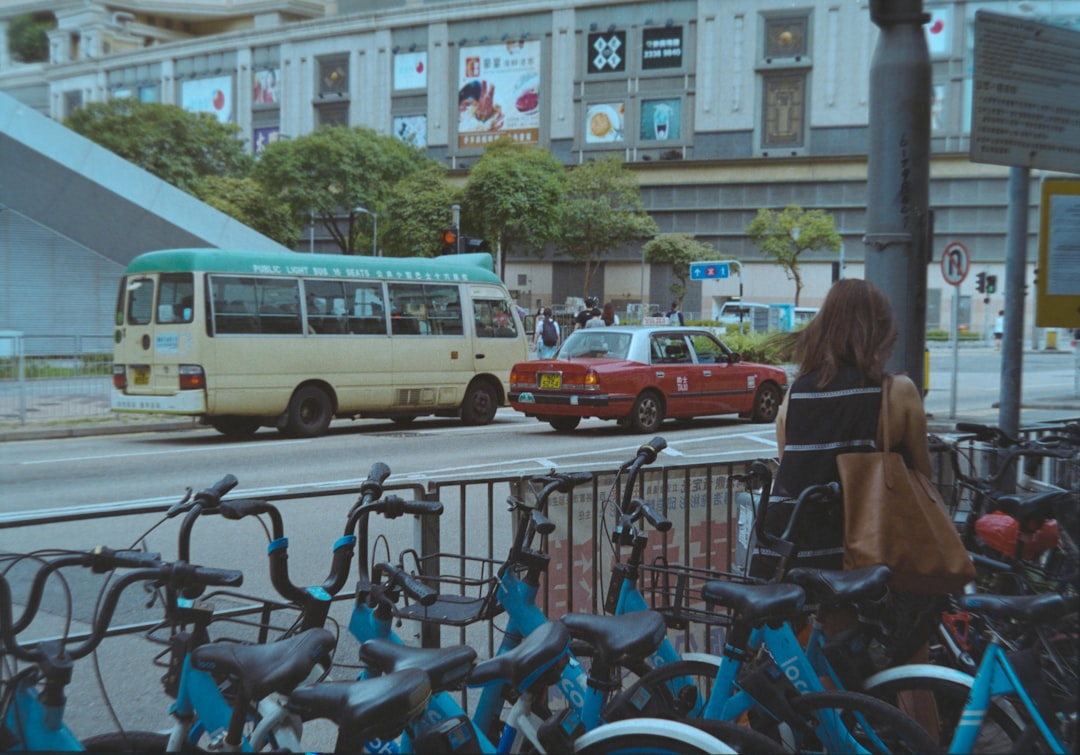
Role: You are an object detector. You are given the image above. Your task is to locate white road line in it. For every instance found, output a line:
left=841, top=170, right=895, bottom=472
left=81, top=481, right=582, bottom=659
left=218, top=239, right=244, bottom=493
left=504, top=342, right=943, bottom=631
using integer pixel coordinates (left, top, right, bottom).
left=18, top=440, right=310, bottom=465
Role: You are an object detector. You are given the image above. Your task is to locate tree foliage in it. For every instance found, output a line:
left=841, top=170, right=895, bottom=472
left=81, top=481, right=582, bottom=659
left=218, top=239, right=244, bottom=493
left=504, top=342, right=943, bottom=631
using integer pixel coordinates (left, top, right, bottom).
left=8, top=13, right=53, bottom=63
left=745, top=205, right=841, bottom=306
left=557, top=156, right=659, bottom=298
left=253, top=126, right=432, bottom=254
left=462, top=137, right=566, bottom=277
left=643, top=234, right=720, bottom=305
left=193, top=176, right=300, bottom=249
left=64, top=100, right=253, bottom=193
left=380, top=164, right=463, bottom=258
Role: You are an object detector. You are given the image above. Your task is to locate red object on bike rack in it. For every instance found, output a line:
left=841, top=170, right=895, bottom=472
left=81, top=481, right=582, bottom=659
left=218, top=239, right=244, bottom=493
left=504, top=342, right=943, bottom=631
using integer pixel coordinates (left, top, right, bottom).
left=975, top=513, right=1060, bottom=560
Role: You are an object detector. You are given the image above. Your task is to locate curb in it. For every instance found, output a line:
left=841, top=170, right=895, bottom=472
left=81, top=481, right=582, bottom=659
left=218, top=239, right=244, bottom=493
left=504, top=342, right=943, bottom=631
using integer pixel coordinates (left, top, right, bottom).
left=0, top=420, right=203, bottom=443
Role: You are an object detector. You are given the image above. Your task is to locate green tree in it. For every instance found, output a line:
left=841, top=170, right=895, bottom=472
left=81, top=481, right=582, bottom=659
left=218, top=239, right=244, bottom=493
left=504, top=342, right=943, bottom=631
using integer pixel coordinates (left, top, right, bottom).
left=64, top=100, right=253, bottom=193
left=8, top=13, right=53, bottom=63
left=193, top=176, right=300, bottom=248
left=380, top=164, right=463, bottom=258
left=557, top=156, right=659, bottom=298
left=644, top=234, right=720, bottom=307
left=462, top=137, right=566, bottom=279
left=254, top=125, right=432, bottom=254
left=745, top=205, right=841, bottom=306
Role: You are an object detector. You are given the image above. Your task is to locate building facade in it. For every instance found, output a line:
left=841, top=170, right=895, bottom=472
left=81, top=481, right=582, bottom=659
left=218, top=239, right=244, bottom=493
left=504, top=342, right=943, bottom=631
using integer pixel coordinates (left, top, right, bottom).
left=2, top=0, right=1077, bottom=340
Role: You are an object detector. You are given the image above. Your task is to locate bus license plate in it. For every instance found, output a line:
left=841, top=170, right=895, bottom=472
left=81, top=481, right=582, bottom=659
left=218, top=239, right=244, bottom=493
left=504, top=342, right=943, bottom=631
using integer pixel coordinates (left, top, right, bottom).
left=133, top=367, right=150, bottom=386
left=538, top=372, right=561, bottom=389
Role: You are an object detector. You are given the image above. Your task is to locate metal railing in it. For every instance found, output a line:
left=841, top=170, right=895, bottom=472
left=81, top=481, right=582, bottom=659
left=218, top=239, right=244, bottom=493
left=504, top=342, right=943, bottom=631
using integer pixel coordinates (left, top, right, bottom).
left=0, top=333, right=114, bottom=426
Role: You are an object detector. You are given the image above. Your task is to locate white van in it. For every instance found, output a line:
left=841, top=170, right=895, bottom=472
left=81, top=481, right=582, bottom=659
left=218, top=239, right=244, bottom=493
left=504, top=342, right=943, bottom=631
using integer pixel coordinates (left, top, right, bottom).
left=716, top=302, right=771, bottom=331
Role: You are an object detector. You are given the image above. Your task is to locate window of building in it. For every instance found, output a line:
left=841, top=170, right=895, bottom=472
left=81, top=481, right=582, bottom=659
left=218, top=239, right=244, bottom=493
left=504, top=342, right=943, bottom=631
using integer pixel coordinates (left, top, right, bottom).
left=762, top=73, right=806, bottom=149
left=757, top=12, right=811, bottom=155
left=318, top=55, right=349, bottom=95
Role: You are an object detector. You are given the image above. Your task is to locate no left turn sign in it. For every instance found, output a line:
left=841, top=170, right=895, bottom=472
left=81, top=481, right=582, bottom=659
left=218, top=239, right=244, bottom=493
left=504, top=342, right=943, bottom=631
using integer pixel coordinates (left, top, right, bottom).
left=940, top=242, right=970, bottom=286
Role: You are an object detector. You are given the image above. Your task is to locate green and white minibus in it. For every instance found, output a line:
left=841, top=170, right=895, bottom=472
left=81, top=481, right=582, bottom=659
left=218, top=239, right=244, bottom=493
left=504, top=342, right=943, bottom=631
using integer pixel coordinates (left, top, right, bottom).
left=111, top=249, right=528, bottom=437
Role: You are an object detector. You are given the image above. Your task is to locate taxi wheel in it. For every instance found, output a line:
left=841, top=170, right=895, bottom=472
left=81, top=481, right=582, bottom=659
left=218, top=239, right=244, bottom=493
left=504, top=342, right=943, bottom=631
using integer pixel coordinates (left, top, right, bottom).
left=751, top=383, right=781, bottom=423
left=549, top=416, right=581, bottom=432
left=629, top=391, right=664, bottom=434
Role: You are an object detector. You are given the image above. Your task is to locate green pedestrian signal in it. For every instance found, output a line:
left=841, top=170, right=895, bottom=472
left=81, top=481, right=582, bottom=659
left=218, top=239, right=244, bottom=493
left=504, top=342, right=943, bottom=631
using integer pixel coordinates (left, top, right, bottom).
left=986, top=275, right=997, bottom=294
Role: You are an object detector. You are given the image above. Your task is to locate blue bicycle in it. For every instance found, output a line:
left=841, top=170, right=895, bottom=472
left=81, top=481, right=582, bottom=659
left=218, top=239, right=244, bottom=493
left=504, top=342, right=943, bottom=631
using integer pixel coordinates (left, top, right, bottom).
left=0, top=546, right=242, bottom=752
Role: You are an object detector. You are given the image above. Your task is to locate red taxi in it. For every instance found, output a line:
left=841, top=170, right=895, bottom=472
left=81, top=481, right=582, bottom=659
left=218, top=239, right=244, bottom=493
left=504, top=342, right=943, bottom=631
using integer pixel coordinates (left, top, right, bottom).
left=509, top=326, right=788, bottom=433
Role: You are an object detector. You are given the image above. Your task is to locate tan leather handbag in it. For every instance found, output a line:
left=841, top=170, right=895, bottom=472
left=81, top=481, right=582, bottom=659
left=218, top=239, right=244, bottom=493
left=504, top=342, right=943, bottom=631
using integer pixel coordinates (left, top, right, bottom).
left=837, top=376, right=976, bottom=595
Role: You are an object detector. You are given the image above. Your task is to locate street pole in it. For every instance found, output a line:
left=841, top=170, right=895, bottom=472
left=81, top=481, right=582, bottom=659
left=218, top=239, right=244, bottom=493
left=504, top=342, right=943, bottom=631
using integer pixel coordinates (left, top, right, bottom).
left=864, top=0, right=931, bottom=393
left=309, top=209, right=314, bottom=253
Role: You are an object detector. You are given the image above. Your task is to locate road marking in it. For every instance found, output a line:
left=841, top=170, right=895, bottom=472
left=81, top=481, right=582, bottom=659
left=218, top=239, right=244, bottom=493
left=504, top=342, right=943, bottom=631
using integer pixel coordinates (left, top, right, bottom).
left=18, top=440, right=310, bottom=465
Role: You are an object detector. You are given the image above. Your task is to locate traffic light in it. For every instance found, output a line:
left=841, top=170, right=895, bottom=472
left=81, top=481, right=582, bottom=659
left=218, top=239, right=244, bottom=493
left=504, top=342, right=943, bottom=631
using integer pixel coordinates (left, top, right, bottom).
left=440, top=226, right=459, bottom=254
left=975, top=272, right=986, bottom=294
left=985, top=275, right=997, bottom=294
left=463, top=237, right=491, bottom=253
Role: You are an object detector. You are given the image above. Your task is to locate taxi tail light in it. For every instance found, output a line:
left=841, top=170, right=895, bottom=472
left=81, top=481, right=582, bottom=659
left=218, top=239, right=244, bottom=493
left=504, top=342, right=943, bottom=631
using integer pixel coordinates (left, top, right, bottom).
left=179, top=364, right=206, bottom=390
left=112, top=365, right=127, bottom=390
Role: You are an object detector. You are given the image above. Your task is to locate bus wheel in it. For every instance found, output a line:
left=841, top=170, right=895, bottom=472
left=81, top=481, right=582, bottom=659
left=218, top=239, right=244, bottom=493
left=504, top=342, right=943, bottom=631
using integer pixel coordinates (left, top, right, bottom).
left=209, top=416, right=261, bottom=437
left=284, top=385, right=333, bottom=437
left=549, top=416, right=581, bottom=432
left=461, top=380, right=498, bottom=425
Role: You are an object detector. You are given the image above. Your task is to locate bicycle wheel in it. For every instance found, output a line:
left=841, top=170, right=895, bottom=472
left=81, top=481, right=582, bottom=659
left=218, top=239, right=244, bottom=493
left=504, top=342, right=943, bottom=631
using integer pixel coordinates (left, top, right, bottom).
left=602, top=658, right=721, bottom=721
left=759, top=689, right=941, bottom=754
left=865, top=669, right=1025, bottom=753
left=573, top=718, right=737, bottom=755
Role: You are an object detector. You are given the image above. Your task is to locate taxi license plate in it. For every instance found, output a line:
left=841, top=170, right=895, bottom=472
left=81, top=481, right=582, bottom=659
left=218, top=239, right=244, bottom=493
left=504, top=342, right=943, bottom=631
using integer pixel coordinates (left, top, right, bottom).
left=538, top=372, right=561, bottom=389
left=133, top=367, right=150, bottom=386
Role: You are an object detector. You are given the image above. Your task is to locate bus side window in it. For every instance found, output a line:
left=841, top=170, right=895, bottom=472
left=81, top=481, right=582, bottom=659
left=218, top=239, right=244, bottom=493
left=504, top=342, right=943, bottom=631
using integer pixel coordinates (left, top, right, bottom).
left=345, top=281, right=387, bottom=335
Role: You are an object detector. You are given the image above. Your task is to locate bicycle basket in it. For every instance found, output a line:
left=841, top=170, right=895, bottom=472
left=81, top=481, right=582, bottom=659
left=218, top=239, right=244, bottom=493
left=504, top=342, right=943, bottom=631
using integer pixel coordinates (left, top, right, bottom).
left=395, top=551, right=503, bottom=627
left=639, top=557, right=762, bottom=631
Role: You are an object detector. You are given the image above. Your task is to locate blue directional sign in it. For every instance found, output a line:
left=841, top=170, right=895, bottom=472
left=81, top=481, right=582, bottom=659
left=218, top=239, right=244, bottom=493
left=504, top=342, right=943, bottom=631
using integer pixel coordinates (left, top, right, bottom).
left=690, top=261, right=730, bottom=280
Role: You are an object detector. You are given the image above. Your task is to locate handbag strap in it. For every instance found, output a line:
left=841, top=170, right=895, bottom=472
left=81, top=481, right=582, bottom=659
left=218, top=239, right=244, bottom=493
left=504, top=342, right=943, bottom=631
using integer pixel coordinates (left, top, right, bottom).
left=878, top=374, right=892, bottom=453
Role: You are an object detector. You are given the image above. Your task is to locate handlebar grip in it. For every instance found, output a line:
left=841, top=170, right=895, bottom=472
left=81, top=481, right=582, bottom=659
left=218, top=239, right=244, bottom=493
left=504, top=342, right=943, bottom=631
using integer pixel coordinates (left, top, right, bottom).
left=639, top=503, right=672, bottom=533
left=955, top=422, right=1013, bottom=445
left=399, top=500, right=445, bottom=517
left=218, top=498, right=276, bottom=520
left=379, top=495, right=444, bottom=518
left=368, top=462, right=392, bottom=485
left=531, top=509, right=556, bottom=536
left=638, top=436, right=667, bottom=462
left=375, top=562, right=438, bottom=606
left=189, top=564, right=245, bottom=588
left=556, top=472, right=595, bottom=493
left=196, top=474, right=239, bottom=504
left=89, top=546, right=162, bottom=572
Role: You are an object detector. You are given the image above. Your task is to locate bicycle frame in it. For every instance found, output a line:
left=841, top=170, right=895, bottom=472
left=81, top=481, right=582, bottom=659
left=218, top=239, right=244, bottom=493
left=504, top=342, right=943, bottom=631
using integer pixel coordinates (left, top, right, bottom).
left=697, top=622, right=895, bottom=754
left=949, top=639, right=1066, bottom=754
left=3, top=673, right=83, bottom=752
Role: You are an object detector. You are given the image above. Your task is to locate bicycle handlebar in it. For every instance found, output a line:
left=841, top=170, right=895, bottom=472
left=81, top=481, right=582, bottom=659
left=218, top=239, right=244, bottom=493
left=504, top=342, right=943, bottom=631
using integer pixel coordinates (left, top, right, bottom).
left=371, top=562, right=438, bottom=607
left=620, top=498, right=672, bottom=533
left=167, top=474, right=238, bottom=519
left=0, top=554, right=242, bottom=664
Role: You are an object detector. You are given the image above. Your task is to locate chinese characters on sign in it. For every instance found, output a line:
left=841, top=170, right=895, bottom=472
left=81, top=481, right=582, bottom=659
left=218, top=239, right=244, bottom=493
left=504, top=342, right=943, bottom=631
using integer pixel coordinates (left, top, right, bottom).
left=458, top=40, right=541, bottom=149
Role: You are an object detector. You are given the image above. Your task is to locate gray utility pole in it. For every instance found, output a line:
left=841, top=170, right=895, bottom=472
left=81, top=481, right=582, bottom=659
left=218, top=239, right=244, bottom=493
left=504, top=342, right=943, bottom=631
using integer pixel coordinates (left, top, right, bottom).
left=864, top=0, right=931, bottom=393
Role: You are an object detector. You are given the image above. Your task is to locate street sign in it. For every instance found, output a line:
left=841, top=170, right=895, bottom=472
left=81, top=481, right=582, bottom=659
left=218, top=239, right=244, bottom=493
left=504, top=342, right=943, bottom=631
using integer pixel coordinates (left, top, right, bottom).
left=970, top=11, right=1080, bottom=174
left=690, top=261, right=730, bottom=280
left=940, top=242, right=970, bottom=286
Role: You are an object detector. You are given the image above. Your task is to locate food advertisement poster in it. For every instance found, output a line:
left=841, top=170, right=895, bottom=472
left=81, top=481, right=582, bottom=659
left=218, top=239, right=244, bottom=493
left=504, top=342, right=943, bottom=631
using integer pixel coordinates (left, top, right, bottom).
left=639, top=98, right=681, bottom=141
left=585, top=102, right=625, bottom=143
left=181, top=75, right=233, bottom=123
left=458, top=40, right=540, bottom=149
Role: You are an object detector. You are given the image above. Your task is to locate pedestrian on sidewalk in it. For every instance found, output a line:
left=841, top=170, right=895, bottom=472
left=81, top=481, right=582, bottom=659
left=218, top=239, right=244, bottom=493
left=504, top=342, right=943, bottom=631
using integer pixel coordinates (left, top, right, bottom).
left=994, top=310, right=1004, bottom=350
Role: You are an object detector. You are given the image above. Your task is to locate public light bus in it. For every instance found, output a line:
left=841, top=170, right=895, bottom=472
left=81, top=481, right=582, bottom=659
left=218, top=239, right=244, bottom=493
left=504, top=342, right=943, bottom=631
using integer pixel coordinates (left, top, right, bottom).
left=111, top=248, right=528, bottom=437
